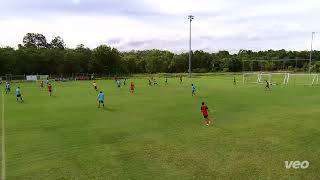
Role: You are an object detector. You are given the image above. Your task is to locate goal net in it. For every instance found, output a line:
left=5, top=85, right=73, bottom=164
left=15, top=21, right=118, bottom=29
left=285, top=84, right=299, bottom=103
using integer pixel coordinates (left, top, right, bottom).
left=38, top=75, right=49, bottom=80
left=243, top=72, right=289, bottom=85
left=287, top=74, right=319, bottom=86
left=243, top=72, right=318, bottom=86
left=242, top=59, right=317, bottom=86
left=242, top=73, right=260, bottom=84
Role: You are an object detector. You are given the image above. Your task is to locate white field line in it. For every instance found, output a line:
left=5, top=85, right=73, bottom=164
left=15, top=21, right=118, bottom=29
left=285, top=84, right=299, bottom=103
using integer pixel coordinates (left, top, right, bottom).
left=1, top=92, right=5, bottom=180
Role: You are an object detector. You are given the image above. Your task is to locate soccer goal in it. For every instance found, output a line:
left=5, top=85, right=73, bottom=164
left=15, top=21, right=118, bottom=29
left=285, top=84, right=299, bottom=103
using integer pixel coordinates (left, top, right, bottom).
left=257, top=72, right=271, bottom=84
left=269, top=73, right=290, bottom=85
left=38, top=75, right=49, bottom=80
left=287, top=74, right=319, bottom=86
left=243, top=72, right=290, bottom=85
left=243, top=72, right=260, bottom=84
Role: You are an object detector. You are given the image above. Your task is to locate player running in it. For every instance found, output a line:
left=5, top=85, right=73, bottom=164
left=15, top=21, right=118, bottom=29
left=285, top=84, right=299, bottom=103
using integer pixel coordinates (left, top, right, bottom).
left=192, top=84, right=196, bottom=96
left=265, top=80, right=270, bottom=90
left=48, top=83, right=53, bottom=96
left=5, top=82, right=10, bottom=94
left=93, top=81, right=98, bottom=91
left=40, top=81, right=44, bottom=88
left=201, top=102, right=211, bottom=126
left=116, top=79, right=121, bottom=88
left=97, top=91, right=105, bottom=108
left=123, top=78, right=127, bottom=86
left=16, top=87, right=23, bottom=102
left=130, top=82, right=135, bottom=94
left=153, top=79, right=158, bottom=85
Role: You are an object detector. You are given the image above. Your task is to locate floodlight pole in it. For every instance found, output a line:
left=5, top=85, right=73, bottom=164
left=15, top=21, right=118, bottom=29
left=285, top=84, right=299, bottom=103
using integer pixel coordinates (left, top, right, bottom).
left=188, top=15, right=194, bottom=77
left=309, top=32, right=315, bottom=73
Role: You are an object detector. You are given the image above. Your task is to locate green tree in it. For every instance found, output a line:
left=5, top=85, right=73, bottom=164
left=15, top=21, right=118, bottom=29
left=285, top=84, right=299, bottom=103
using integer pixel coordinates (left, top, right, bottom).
left=50, top=36, right=65, bottom=49
left=90, top=45, right=121, bottom=74
left=22, top=33, right=49, bottom=48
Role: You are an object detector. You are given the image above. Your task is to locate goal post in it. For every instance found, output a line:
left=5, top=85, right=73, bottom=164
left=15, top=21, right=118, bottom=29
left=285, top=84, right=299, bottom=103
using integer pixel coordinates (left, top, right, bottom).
left=257, top=72, right=271, bottom=84
left=243, top=72, right=289, bottom=85
left=287, top=74, right=319, bottom=86
left=242, top=59, right=317, bottom=86
left=268, top=73, right=290, bottom=85
left=242, top=72, right=260, bottom=84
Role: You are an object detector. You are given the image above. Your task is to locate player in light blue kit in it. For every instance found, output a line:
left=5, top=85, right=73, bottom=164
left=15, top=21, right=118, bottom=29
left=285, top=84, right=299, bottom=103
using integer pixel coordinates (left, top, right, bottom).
left=16, top=86, right=23, bottom=102
left=192, top=84, right=196, bottom=96
left=97, top=91, right=105, bottom=108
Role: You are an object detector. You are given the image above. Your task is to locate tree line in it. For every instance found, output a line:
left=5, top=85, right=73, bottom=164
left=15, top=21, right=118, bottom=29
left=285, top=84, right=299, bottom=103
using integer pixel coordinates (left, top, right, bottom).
left=1, top=33, right=320, bottom=76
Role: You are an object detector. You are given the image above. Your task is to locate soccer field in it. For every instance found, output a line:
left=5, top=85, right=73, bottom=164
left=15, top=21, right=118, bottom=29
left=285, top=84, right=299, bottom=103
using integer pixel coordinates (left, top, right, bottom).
left=1, top=76, right=320, bottom=179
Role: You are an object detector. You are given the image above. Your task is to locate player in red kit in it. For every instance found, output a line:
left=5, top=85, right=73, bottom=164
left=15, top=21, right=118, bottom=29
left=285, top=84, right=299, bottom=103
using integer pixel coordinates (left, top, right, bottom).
left=130, top=82, right=135, bottom=94
left=201, top=102, right=211, bottom=126
left=48, top=83, right=53, bottom=96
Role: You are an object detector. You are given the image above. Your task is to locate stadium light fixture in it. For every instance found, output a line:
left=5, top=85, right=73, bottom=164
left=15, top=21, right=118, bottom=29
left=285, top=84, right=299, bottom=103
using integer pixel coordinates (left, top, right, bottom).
left=188, top=15, right=194, bottom=77
left=309, top=32, right=316, bottom=73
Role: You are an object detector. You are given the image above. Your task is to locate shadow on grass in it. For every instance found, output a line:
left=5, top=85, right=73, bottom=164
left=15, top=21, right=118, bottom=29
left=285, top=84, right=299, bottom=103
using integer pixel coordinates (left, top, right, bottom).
left=98, top=106, right=117, bottom=112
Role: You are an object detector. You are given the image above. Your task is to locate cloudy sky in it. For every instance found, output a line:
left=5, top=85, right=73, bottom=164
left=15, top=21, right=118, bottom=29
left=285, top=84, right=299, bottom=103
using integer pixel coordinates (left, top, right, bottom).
left=0, top=0, right=319, bottom=53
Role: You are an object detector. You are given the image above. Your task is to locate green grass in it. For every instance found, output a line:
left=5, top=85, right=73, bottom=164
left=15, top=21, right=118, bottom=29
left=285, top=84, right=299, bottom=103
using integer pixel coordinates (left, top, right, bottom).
left=1, top=76, right=320, bottom=179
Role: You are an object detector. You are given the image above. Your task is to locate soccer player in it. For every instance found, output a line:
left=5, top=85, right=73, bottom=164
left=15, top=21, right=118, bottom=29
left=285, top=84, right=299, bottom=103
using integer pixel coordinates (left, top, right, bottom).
left=97, top=91, right=105, bottom=108
left=16, top=87, right=23, bottom=102
left=180, top=76, right=183, bottom=83
left=93, top=81, right=98, bottom=91
left=165, top=77, right=168, bottom=85
left=116, top=79, right=121, bottom=88
left=153, top=79, right=158, bottom=85
left=123, top=78, right=127, bottom=86
left=130, top=82, right=135, bottom=94
left=46, top=79, right=49, bottom=85
left=40, top=81, right=44, bottom=88
left=148, top=79, right=152, bottom=86
left=5, top=82, right=10, bottom=94
left=192, top=84, right=196, bottom=96
left=233, top=77, right=237, bottom=85
left=265, top=80, right=270, bottom=90
left=201, top=102, right=211, bottom=126
left=48, top=83, right=53, bottom=96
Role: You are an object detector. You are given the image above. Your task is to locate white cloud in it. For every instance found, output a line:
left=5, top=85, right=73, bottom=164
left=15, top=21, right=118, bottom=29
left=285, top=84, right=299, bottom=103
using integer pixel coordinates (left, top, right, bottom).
left=0, top=0, right=319, bottom=53
left=72, top=0, right=80, bottom=4
left=143, top=0, right=226, bottom=14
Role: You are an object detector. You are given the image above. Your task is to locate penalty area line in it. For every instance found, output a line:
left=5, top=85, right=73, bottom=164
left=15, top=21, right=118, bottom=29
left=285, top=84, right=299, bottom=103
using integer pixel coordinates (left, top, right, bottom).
left=1, top=92, right=5, bottom=180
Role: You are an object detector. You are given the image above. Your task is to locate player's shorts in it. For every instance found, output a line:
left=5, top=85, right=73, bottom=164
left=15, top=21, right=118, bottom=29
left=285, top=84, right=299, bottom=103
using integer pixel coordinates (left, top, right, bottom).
left=192, top=90, right=196, bottom=93
left=94, top=86, right=97, bottom=90
left=16, top=94, right=21, bottom=97
left=49, top=90, right=52, bottom=92
left=203, top=115, right=208, bottom=118
left=266, top=85, right=270, bottom=88
left=99, top=100, right=104, bottom=104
